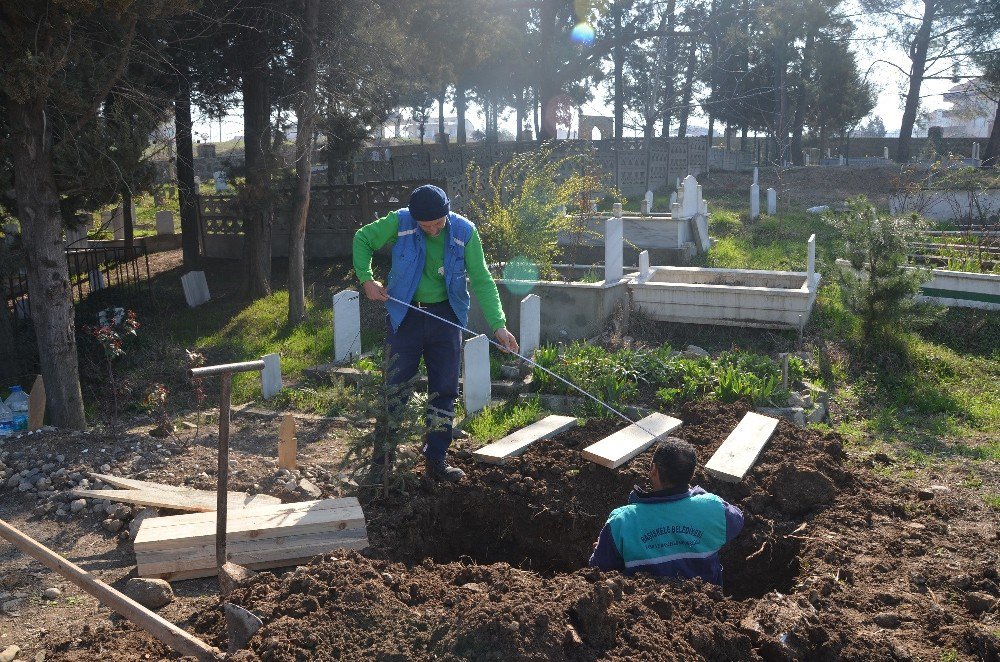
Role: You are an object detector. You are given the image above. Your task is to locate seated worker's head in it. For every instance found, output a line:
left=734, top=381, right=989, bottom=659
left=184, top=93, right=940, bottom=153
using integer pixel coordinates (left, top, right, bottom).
left=409, top=184, right=450, bottom=236
left=650, top=437, right=697, bottom=492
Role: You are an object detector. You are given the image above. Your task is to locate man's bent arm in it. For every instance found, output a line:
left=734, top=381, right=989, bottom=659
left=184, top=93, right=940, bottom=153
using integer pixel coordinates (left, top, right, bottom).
left=353, top=211, right=399, bottom=283
left=589, top=523, right=626, bottom=572
left=724, top=502, right=744, bottom=542
left=465, top=229, right=506, bottom=332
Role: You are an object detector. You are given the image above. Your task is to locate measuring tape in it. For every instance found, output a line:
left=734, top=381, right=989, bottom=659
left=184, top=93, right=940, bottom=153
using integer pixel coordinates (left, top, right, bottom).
left=387, top=296, right=663, bottom=441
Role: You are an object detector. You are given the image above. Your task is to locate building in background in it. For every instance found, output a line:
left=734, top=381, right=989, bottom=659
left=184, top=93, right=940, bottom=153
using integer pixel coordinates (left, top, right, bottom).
left=383, top=114, right=478, bottom=142
left=924, top=80, right=998, bottom=138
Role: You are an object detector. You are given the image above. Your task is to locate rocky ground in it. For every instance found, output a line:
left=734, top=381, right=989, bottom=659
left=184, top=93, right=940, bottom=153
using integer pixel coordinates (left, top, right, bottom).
left=2, top=401, right=995, bottom=661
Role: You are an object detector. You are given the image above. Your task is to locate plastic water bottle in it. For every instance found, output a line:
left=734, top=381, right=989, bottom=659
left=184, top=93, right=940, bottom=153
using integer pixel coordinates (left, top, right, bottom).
left=5, top=386, right=29, bottom=431
left=0, top=401, right=13, bottom=437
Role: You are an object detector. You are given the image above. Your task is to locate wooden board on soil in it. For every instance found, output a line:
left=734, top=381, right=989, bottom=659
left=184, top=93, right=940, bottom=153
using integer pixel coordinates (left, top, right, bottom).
left=69, top=487, right=279, bottom=512
left=580, top=413, right=682, bottom=468
left=704, top=411, right=779, bottom=483
left=473, top=415, right=577, bottom=464
left=134, top=497, right=368, bottom=580
left=88, top=473, right=281, bottom=504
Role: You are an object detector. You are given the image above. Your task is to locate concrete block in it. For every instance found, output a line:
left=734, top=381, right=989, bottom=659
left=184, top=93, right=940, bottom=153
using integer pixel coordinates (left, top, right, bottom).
left=463, top=334, right=491, bottom=415
left=807, top=234, right=816, bottom=286
left=261, top=353, right=282, bottom=399
left=604, top=216, right=624, bottom=284
left=332, top=289, right=361, bottom=363
left=638, top=251, right=650, bottom=282
left=519, top=294, right=540, bottom=358
left=181, top=271, right=210, bottom=307
left=155, top=211, right=175, bottom=235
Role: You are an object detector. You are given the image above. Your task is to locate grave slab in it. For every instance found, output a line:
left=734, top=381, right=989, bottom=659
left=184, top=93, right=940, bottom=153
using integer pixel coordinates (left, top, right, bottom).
left=767, top=188, right=777, bottom=215
left=332, top=290, right=361, bottom=363
left=581, top=412, right=683, bottom=469
left=181, top=271, right=210, bottom=307
left=519, top=294, right=540, bottom=358
left=463, top=334, right=491, bottom=415
left=473, top=415, right=577, bottom=464
left=750, top=183, right=760, bottom=220
left=155, top=211, right=175, bottom=235
left=604, top=217, right=624, bottom=284
left=261, top=353, right=282, bottom=399
left=704, top=411, right=779, bottom=482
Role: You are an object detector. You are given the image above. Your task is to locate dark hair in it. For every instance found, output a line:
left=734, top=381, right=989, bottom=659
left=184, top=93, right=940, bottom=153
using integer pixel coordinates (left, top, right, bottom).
left=652, top=437, right=697, bottom=488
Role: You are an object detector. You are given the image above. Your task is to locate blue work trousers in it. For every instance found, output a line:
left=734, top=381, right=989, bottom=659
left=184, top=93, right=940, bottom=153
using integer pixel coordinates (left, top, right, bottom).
left=384, top=302, right=462, bottom=462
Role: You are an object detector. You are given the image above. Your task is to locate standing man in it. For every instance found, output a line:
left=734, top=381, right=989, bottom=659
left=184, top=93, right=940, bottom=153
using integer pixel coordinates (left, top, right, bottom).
left=354, top=184, right=518, bottom=482
left=589, top=438, right=744, bottom=585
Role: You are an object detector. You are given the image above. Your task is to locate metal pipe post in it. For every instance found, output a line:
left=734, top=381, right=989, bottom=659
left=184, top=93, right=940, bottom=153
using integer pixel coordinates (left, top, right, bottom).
left=216, top=374, right=232, bottom=572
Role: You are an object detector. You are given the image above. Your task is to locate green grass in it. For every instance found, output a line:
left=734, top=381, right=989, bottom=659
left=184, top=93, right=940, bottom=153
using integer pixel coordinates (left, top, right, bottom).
left=466, top=399, right=542, bottom=442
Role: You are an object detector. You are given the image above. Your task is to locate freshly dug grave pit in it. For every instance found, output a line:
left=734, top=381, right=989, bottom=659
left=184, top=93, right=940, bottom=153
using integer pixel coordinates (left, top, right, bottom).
left=365, top=400, right=851, bottom=600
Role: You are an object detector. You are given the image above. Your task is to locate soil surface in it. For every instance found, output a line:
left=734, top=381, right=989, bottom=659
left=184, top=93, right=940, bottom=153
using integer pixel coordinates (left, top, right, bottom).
left=16, top=401, right=995, bottom=661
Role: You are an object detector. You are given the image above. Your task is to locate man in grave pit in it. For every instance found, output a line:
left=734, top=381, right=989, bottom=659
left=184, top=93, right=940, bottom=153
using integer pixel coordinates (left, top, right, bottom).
left=353, top=184, right=518, bottom=483
left=589, top=438, right=744, bottom=585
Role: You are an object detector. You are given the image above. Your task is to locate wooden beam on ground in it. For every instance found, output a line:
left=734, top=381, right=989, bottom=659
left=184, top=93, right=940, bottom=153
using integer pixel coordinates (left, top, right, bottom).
left=581, top=413, right=683, bottom=469
left=704, top=412, right=779, bottom=483
left=133, top=497, right=367, bottom=581
left=0, top=518, right=220, bottom=660
left=133, top=497, right=365, bottom=552
left=473, top=415, right=577, bottom=465
left=69, top=488, right=278, bottom=513
left=278, top=414, right=297, bottom=471
left=88, top=474, right=281, bottom=505
left=28, top=375, right=45, bottom=431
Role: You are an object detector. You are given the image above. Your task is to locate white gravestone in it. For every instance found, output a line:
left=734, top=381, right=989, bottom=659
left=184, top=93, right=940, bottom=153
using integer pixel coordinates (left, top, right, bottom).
left=972, top=143, right=980, bottom=160
left=807, top=234, right=816, bottom=286
left=519, top=294, right=540, bottom=359
left=644, top=190, right=654, bottom=214
left=825, top=148, right=831, bottom=158
left=681, top=175, right=699, bottom=219
left=109, top=206, right=125, bottom=240
left=214, top=171, right=227, bottom=192
left=261, top=353, right=282, bottom=399
left=750, top=183, right=760, bottom=220
left=804, top=153, right=810, bottom=166
left=181, top=271, right=210, bottom=307
left=638, top=250, right=650, bottom=282
left=838, top=155, right=845, bottom=166
left=883, top=146, right=889, bottom=160
left=604, top=215, right=624, bottom=284
left=89, top=269, right=106, bottom=292
left=463, top=334, right=491, bottom=415
left=767, top=188, right=777, bottom=215
left=155, top=210, right=175, bottom=235
left=752, top=167, right=758, bottom=186
left=332, top=289, right=361, bottom=363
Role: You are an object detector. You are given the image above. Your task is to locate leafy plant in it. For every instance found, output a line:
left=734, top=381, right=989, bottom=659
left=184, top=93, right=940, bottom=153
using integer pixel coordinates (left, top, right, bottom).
left=81, top=308, right=140, bottom=425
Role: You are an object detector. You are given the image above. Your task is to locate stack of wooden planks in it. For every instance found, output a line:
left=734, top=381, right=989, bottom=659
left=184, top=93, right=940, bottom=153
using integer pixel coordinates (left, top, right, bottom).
left=71, top=474, right=281, bottom=512
left=133, top=497, right=368, bottom=581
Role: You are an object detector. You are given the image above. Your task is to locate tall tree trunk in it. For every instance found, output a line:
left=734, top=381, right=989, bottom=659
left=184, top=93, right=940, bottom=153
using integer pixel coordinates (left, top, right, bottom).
left=660, top=0, right=678, bottom=137
left=773, top=39, right=789, bottom=164
left=613, top=0, right=624, bottom=140
left=288, top=0, right=320, bottom=324
left=789, top=28, right=816, bottom=166
left=538, top=0, right=558, bottom=140
left=241, top=31, right=273, bottom=299
left=121, top=187, right=134, bottom=254
left=8, top=99, right=86, bottom=429
left=533, top=87, right=541, bottom=140
left=740, top=125, right=747, bottom=151
left=516, top=88, right=525, bottom=142
left=174, top=67, right=199, bottom=266
left=677, top=38, right=698, bottom=138
left=437, top=93, right=445, bottom=144
left=898, top=0, right=937, bottom=164
left=982, top=102, right=1000, bottom=168
left=455, top=84, right=467, bottom=144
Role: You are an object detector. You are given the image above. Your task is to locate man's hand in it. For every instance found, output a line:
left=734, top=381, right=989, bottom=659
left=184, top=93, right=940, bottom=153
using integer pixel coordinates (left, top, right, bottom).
left=362, top=280, right=389, bottom=302
left=495, top=327, right=519, bottom=354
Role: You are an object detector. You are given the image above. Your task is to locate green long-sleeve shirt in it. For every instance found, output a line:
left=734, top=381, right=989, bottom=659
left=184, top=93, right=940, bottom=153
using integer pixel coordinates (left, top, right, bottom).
left=353, top=211, right=507, bottom=332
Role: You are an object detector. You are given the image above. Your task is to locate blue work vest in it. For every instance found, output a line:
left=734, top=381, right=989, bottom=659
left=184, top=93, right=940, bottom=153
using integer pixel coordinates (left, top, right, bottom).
left=385, top=209, right=475, bottom=332
left=608, top=492, right=729, bottom=583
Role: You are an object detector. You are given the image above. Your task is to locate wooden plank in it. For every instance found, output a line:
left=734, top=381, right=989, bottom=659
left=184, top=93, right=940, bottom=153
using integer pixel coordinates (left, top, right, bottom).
left=137, top=529, right=368, bottom=575
left=88, top=473, right=281, bottom=504
left=149, top=539, right=369, bottom=582
left=27, top=375, right=45, bottom=431
left=704, top=411, right=779, bottom=483
left=473, top=415, right=577, bottom=465
left=0, top=518, right=220, bottom=660
left=69, top=488, right=278, bottom=513
left=580, top=413, right=683, bottom=469
left=278, top=414, right=297, bottom=470
left=134, top=498, right=365, bottom=552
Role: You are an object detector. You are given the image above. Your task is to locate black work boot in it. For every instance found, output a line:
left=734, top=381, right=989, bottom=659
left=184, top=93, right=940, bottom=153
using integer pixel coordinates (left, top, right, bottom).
left=425, top=457, right=466, bottom=482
